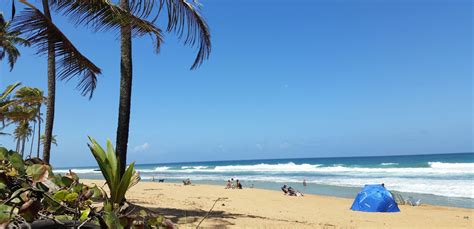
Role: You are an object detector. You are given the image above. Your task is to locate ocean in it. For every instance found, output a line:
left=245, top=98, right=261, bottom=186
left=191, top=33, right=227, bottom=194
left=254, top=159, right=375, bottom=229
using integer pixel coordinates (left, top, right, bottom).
left=55, top=152, right=474, bottom=209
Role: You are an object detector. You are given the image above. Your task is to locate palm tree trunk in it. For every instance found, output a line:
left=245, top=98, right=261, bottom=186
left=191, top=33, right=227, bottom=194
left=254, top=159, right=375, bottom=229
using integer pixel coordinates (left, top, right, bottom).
left=42, top=0, right=56, bottom=164
left=16, top=139, right=20, bottom=153
left=116, top=0, right=133, bottom=177
left=29, top=121, right=36, bottom=158
left=21, top=136, right=27, bottom=157
left=37, top=105, right=41, bottom=158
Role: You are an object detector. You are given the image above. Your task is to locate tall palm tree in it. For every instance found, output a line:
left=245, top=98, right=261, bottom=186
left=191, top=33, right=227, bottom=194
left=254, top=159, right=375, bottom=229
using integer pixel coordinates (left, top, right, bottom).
left=6, top=104, right=35, bottom=156
left=114, top=0, right=211, bottom=176
left=45, top=0, right=208, bottom=176
left=11, top=87, right=45, bottom=157
left=0, top=13, right=29, bottom=71
left=13, top=0, right=103, bottom=164
left=13, top=0, right=165, bottom=164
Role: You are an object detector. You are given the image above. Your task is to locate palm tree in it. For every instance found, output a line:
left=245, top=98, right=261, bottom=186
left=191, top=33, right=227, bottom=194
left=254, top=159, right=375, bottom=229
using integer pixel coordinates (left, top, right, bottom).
left=11, top=87, right=45, bottom=158
left=40, top=134, right=57, bottom=147
left=0, top=82, right=21, bottom=135
left=7, top=104, right=35, bottom=156
left=13, top=0, right=165, bottom=164
left=12, top=0, right=103, bottom=164
left=0, top=13, right=29, bottom=71
left=114, top=0, right=211, bottom=176
left=45, top=0, right=209, bottom=176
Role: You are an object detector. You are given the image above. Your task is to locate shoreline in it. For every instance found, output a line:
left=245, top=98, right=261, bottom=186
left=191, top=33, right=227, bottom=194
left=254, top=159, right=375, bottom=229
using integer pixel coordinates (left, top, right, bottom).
left=83, top=179, right=474, bottom=228
left=77, top=174, right=474, bottom=209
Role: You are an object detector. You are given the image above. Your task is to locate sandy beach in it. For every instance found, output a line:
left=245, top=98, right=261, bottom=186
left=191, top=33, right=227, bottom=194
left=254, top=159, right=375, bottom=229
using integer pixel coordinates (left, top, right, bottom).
left=83, top=179, right=473, bottom=228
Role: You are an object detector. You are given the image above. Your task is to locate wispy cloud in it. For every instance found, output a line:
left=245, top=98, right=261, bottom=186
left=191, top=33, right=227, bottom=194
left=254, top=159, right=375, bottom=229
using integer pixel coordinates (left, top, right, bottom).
left=133, top=142, right=150, bottom=152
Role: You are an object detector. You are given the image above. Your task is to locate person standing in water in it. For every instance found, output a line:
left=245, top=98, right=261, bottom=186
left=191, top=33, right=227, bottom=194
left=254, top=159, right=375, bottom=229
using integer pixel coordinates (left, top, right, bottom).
left=303, top=179, right=307, bottom=187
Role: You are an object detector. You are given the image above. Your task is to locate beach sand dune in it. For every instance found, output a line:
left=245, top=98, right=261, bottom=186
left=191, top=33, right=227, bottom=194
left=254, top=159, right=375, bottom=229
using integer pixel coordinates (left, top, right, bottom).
left=83, top=180, right=473, bottom=228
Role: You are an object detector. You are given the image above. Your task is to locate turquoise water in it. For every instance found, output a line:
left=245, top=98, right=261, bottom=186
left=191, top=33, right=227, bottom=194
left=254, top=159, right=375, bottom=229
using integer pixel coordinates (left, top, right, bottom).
left=56, top=152, right=474, bottom=209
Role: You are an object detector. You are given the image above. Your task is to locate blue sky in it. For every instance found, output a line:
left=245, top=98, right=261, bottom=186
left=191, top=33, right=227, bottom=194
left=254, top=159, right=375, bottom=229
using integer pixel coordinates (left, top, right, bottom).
left=0, top=0, right=472, bottom=167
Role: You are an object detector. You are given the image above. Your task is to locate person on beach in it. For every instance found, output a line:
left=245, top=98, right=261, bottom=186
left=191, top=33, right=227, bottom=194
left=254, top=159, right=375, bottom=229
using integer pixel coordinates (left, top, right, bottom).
left=303, top=179, right=307, bottom=186
left=225, top=180, right=232, bottom=189
left=287, top=186, right=304, bottom=197
left=236, top=180, right=243, bottom=189
left=281, top=185, right=289, bottom=195
left=183, top=178, right=192, bottom=185
left=231, top=178, right=236, bottom=189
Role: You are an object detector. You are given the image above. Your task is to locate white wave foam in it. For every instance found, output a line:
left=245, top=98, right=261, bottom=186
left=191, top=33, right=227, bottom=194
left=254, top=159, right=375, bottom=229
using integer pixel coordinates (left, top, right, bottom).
left=54, top=169, right=100, bottom=174
left=212, top=163, right=322, bottom=172
left=137, top=166, right=170, bottom=173
left=428, top=162, right=474, bottom=169
left=181, top=166, right=208, bottom=170
left=317, top=177, right=474, bottom=199
left=133, top=162, right=474, bottom=176
left=380, top=163, right=398, bottom=166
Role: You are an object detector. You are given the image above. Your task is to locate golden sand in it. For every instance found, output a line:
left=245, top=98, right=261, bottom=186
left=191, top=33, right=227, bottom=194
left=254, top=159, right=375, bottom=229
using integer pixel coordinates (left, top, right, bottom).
left=83, top=179, right=473, bottom=228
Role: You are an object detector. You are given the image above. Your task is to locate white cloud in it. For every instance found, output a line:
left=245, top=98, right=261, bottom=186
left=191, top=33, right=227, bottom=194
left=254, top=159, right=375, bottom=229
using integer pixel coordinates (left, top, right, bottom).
left=133, top=142, right=150, bottom=152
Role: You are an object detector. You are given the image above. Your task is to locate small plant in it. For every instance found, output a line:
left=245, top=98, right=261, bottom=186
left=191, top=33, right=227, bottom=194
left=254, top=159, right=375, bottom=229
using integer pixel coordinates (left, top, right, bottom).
left=87, top=137, right=139, bottom=206
left=87, top=137, right=173, bottom=228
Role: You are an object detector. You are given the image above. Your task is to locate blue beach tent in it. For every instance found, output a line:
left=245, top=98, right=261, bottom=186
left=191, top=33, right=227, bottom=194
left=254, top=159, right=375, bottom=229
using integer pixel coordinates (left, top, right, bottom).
left=350, top=184, right=400, bottom=212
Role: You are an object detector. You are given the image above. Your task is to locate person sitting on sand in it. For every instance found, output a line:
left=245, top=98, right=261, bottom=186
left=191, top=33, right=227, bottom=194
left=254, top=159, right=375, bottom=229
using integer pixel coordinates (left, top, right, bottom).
left=287, top=186, right=304, bottom=197
left=236, top=180, right=243, bottom=189
left=281, top=185, right=289, bottom=195
left=183, top=178, right=192, bottom=185
left=225, top=180, right=232, bottom=189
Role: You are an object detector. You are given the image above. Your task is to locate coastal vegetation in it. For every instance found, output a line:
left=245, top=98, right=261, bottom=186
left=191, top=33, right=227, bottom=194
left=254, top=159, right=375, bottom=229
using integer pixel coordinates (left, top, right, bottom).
left=1, top=0, right=212, bottom=227
left=2, top=0, right=211, bottom=177
left=0, top=140, right=172, bottom=228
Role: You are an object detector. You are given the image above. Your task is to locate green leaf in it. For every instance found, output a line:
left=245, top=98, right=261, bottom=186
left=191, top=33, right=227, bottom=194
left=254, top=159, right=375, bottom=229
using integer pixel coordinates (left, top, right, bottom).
left=104, top=211, right=123, bottom=229
left=7, top=151, right=25, bottom=175
left=0, top=148, right=8, bottom=160
left=61, top=176, right=74, bottom=187
left=0, top=204, right=12, bottom=225
left=64, top=192, right=78, bottom=202
left=80, top=208, right=91, bottom=221
left=26, top=164, right=48, bottom=181
left=91, top=186, right=103, bottom=200
left=115, top=162, right=136, bottom=204
left=53, top=190, right=69, bottom=201
left=0, top=182, right=6, bottom=191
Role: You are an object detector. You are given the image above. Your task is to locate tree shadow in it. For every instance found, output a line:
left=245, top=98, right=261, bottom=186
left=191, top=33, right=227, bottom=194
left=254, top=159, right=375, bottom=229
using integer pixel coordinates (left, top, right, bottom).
left=148, top=206, right=239, bottom=228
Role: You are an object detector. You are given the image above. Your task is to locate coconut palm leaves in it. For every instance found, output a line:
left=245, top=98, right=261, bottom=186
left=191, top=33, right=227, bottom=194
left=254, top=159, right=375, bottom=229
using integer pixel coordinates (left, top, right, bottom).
left=0, top=13, right=29, bottom=71
left=13, top=1, right=102, bottom=98
left=164, top=0, right=211, bottom=69
left=49, top=0, right=163, bottom=51
left=40, top=134, right=57, bottom=147
left=0, top=82, right=21, bottom=130
left=87, top=137, right=139, bottom=205
left=0, top=84, right=45, bottom=157
left=49, top=0, right=211, bottom=68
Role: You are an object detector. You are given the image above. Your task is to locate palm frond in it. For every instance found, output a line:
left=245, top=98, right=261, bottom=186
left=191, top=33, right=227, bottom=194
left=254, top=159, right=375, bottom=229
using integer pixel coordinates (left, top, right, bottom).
left=13, top=0, right=101, bottom=98
left=49, top=0, right=163, bottom=52
left=0, top=13, right=30, bottom=71
left=164, top=0, right=211, bottom=69
left=130, top=0, right=158, bottom=18
left=0, top=82, right=21, bottom=101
